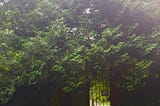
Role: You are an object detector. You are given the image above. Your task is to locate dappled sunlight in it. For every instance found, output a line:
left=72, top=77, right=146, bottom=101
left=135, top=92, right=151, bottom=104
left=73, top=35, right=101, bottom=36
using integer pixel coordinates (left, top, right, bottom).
left=0, top=0, right=159, bottom=106
left=124, top=0, right=160, bottom=19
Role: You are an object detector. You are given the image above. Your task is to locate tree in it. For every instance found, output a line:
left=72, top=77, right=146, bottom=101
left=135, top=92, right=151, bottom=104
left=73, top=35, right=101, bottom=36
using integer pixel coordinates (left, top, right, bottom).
left=0, top=0, right=159, bottom=105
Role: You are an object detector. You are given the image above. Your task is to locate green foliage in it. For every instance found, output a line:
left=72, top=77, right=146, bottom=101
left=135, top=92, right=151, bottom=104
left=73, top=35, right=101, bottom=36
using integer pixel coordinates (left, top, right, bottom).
left=0, top=0, right=159, bottom=104
left=0, top=87, right=15, bottom=103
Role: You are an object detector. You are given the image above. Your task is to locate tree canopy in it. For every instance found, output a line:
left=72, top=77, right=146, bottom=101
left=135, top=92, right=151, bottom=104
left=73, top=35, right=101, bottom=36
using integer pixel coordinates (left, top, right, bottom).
left=0, top=0, right=159, bottom=104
